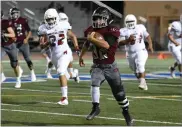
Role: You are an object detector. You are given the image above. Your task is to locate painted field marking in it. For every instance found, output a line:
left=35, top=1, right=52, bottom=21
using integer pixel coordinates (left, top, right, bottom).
left=1, top=103, right=20, bottom=106
left=2, top=87, right=182, bottom=102
left=124, top=81, right=182, bottom=87
left=72, top=99, right=92, bottom=103
left=1, top=108, right=182, bottom=125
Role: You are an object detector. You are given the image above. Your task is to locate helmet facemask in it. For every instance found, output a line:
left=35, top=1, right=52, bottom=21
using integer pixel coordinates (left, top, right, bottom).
left=45, top=17, right=57, bottom=28
left=125, top=20, right=136, bottom=29
left=92, top=15, right=108, bottom=28
left=11, top=11, right=20, bottom=19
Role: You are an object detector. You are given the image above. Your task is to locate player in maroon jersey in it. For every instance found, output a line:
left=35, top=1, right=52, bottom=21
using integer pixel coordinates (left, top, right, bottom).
left=1, top=10, right=23, bottom=88
left=9, top=7, right=36, bottom=81
left=79, top=7, right=133, bottom=126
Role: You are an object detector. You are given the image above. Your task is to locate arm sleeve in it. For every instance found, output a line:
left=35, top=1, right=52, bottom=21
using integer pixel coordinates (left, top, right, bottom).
left=37, top=25, right=45, bottom=36
left=118, top=28, right=126, bottom=41
left=64, top=22, right=72, bottom=30
left=168, top=28, right=175, bottom=35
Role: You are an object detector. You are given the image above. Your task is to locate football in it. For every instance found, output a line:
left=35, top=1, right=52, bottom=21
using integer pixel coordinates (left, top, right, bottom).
left=93, top=32, right=104, bottom=40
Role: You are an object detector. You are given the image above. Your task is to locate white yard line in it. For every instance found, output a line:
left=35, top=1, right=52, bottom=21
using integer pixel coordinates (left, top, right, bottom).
left=72, top=99, right=92, bottom=103
left=2, top=87, right=182, bottom=102
left=1, top=103, right=20, bottom=106
left=2, top=60, right=40, bottom=63
left=1, top=108, right=182, bottom=125
left=124, top=81, right=182, bottom=87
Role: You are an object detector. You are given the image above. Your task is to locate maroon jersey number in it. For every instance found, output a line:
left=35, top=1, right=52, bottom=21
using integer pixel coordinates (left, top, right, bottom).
left=48, top=34, right=65, bottom=45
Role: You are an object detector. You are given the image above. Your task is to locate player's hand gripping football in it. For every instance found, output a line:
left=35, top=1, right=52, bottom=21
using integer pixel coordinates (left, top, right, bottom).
left=128, top=34, right=136, bottom=45
left=79, top=57, right=85, bottom=67
left=87, top=32, right=95, bottom=42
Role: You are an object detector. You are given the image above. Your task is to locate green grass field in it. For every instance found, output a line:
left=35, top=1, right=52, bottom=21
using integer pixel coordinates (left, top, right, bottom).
left=1, top=53, right=182, bottom=126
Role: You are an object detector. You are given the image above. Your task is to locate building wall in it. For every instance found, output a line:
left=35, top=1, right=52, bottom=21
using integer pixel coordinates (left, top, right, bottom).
left=124, top=1, right=182, bottom=17
left=124, top=1, right=182, bottom=50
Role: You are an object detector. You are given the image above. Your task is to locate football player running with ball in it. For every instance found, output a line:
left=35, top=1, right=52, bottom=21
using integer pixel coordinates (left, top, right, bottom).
left=79, top=7, right=133, bottom=126
left=119, top=14, right=153, bottom=91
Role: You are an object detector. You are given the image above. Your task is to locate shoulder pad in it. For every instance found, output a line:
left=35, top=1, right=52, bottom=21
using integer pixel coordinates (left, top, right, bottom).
left=137, top=24, right=146, bottom=31
left=38, top=24, right=46, bottom=35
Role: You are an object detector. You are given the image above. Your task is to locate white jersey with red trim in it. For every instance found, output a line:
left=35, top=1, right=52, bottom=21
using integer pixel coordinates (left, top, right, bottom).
left=120, top=24, right=149, bottom=53
left=38, top=21, right=71, bottom=57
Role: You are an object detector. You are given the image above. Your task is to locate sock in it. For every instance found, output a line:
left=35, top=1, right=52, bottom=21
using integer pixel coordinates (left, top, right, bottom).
left=139, top=78, right=145, bottom=83
left=71, top=71, right=77, bottom=78
left=1, top=72, right=5, bottom=77
left=61, top=86, right=68, bottom=98
left=46, top=68, right=52, bottom=74
left=46, top=56, right=51, bottom=64
left=91, top=86, right=100, bottom=103
left=31, top=70, right=35, bottom=74
left=16, top=77, right=20, bottom=82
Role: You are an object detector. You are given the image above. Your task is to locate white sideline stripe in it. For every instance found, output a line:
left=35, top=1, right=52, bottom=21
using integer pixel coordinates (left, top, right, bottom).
left=1, top=108, right=182, bottom=125
left=38, top=101, right=57, bottom=104
left=1, top=103, right=20, bottom=106
left=2, top=87, right=182, bottom=101
left=72, top=99, right=92, bottom=103
left=107, top=98, right=133, bottom=101
left=128, top=97, right=182, bottom=102
left=125, top=81, right=182, bottom=87
left=2, top=60, right=40, bottom=63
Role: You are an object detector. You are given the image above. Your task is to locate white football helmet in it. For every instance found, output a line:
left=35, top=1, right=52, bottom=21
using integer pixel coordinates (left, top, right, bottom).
left=44, top=8, right=59, bottom=29
left=124, top=14, right=137, bottom=29
left=58, top=12, right=69, bottom=22
left=171, top=21, right=181, bottom=32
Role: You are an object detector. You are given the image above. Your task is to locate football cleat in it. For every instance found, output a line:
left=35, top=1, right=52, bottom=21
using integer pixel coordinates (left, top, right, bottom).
left=15, top=79, right=21, bottom=88
left=31, top=70, right=36, bottom=81
left=57, top=97, right=68, bottom=105
left=122, top=111, right=134, bottom=126
left=169, top=66, right=176, bottom=78
left=86, top=107, right=100, bottom=120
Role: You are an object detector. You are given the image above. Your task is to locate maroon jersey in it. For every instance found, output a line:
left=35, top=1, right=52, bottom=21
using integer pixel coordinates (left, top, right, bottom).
left=9, top=17, right=30, bottom=42
left=1, top=19, right=15, bottom=46
left=84, top=25, right=120, bottom=64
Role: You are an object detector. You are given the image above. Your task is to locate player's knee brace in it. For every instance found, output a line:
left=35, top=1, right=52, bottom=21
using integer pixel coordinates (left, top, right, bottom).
left=48, top=62, right=53, bottom=68
left=11, top=60, right=18, bottom=68
left=27, top=61, right=33, bottom=68
left=114, top=91, right=126, bottom=101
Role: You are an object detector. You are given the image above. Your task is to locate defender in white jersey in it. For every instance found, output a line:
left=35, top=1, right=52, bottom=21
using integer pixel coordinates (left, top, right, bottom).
left=38, top=8, right=79, bottom=105
left=58, top=12, right=80, bottom=83
left=38, top=21, right=55, bottom=79
left=167, top=21, right=182, bottom=77
left=119, top=14, right=153, bottom=90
